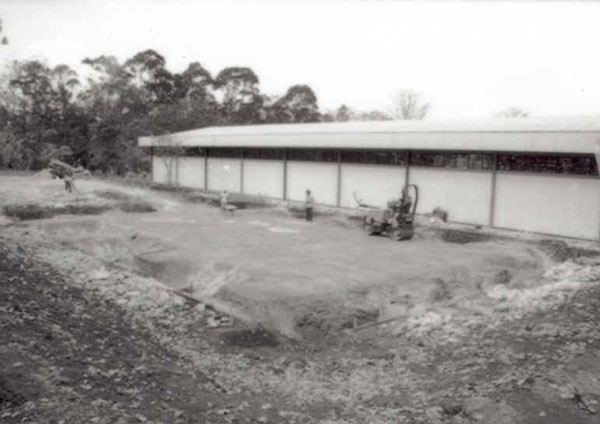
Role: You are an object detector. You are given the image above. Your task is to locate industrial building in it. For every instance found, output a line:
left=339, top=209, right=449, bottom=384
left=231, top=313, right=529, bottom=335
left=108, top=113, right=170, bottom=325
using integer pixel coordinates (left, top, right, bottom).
left=139, top=116, right=600, bottom=240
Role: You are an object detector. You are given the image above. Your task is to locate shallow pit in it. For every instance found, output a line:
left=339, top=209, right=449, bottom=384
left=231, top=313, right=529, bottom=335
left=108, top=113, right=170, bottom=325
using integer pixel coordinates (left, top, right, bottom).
left=220, top=326, right=280, bottom=348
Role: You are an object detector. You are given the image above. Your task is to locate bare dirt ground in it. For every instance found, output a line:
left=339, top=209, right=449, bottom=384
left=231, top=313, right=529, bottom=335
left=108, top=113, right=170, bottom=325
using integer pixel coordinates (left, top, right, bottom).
left=2, top=172, right=600, bottom=423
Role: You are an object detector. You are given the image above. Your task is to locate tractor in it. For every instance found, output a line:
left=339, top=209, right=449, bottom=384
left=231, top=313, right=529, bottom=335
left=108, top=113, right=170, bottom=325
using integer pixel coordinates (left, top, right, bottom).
left=360, top=184, right=419, bottom=241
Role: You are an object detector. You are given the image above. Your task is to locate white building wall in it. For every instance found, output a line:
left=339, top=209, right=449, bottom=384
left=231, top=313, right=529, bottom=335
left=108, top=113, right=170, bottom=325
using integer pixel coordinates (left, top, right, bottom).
left=409, top=167, right=492, bottom=226
left=287, top=161, right=338, bottom=205
left=494, top=173, right=600, bottom=239
left=243, top=159, right=284, bottom=198
left=152, top=155, right=177, bottom=185
left=340, top=164, right=406, bottom=208
left=176, top=157, right=205, bottom=188
left=207, top=158, right=241, bottom=192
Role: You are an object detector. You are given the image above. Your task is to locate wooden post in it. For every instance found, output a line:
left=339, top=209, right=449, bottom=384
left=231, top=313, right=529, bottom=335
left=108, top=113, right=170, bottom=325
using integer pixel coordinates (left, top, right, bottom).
left=283, top=149, right=288, bottom=200
left=149, top=147, right=154, bottom=183
left=489, top=153, right=498, bottom=227
left=336, top=150, right=342, bottom=207
left=204, top=148, right=208, bottom=191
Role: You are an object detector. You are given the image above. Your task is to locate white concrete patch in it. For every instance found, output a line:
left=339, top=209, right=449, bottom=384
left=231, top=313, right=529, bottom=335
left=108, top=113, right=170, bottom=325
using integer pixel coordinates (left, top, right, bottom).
left=140, top=217, right=197, bottom=224
left=269, top=227, right=300, bottom=234
left=249, top=220, right=272, bottom=227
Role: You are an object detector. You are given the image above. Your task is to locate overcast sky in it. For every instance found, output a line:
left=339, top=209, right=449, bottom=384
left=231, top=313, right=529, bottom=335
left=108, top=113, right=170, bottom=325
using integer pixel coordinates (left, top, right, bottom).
left=2, top=0, right=600, bottom=118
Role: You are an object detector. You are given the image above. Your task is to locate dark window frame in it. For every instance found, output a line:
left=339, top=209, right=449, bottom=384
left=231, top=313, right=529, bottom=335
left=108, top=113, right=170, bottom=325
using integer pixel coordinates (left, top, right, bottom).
left=243, top=148, right=285, bottom=160
left=340, top=149, right=407, bottom=165
left=409, top=150, right=495, bottom=170
left=287, top=148, right=338, bottom=162
left=497, top=152, right=598, bottom=176
left=151, top=145, right=599, bottom=177
left=208, top=147, right=243, bottom=158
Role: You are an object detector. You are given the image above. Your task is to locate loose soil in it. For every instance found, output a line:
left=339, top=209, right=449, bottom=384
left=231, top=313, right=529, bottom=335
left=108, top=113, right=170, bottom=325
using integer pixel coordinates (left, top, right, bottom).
left=2, top=173, right=600, bottom=423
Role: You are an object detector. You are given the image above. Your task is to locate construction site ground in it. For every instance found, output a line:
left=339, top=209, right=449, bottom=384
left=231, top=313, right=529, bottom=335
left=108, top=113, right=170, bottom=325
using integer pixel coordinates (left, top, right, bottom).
left=2, top=172, right=600, bottom=424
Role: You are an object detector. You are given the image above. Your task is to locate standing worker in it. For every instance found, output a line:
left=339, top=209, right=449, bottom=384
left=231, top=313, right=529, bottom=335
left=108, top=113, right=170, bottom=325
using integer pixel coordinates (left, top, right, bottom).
left=305, top=189, right=314, bottom=222
left=63, top=171, right=74, bottom=193
left=220, top=190, right=229, bottom=211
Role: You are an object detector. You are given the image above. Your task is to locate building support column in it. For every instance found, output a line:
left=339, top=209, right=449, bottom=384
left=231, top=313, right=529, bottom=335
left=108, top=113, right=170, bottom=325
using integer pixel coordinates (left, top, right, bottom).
left=204, top=149, right=208, bottom=192
left=283, top=149, right=288, bottom=201
left=240, top=149, right=245, bottom=194
left=405, top=150, right=411, bottom=189
left=149, top=147, right=154, bottom=183
left=336, top=150, right=342, bottom=207
left=489, top=153, right=498, bottom=227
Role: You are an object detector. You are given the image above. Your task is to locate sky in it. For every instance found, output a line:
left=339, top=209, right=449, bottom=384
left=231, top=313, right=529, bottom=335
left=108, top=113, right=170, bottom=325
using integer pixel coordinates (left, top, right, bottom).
left=2, top=0, right=600, bottom=118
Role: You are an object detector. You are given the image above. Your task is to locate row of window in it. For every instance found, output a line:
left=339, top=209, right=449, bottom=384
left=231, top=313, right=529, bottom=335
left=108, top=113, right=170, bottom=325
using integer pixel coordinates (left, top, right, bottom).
left=497, top=154, right=597, bottom=175
left=150, top=147, right=598, bottom=176
left=410, top=152, right=493, bottom=170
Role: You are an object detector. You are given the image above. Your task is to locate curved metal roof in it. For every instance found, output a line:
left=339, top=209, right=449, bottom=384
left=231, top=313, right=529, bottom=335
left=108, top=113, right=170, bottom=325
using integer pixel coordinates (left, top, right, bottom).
left=139, top=115, right=600, bottom=154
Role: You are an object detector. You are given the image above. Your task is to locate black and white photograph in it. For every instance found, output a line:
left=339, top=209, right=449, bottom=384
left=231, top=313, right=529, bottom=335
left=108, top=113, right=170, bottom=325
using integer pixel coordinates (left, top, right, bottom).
left=2, top=0, right=600, bottom=423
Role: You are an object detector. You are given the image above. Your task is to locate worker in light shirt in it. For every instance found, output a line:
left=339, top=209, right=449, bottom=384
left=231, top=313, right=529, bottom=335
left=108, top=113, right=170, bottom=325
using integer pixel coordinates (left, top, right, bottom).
left=305, top=189, right=314, bottom=222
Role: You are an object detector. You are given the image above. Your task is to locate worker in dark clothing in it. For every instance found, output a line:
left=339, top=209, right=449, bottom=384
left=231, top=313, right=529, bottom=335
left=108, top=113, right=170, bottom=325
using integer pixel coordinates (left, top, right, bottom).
left=399, top=192, right=412, bottom=215
left=305, top=189, right=314, bottom=222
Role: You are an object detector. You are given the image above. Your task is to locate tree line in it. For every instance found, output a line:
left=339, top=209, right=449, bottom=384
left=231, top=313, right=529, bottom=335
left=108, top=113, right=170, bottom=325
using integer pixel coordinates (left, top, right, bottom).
left=0, top=41, right=438, bottom=175
left=0, top=49, right=333, bottom=174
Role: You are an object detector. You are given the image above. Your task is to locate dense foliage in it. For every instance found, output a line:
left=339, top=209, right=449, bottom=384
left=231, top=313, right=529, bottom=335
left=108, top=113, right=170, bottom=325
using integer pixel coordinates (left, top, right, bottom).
left=0, top=50, right=323, bottom=174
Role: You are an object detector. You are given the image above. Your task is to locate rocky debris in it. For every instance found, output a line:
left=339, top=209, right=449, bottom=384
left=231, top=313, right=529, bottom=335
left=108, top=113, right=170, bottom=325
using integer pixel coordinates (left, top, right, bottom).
left=206, top=312, right=234, bottom=328
left=3, top=178, right=600, bottom=424
left=543, top=261, right=600, bottom=283
left=0, top=240, right=217, bottom=424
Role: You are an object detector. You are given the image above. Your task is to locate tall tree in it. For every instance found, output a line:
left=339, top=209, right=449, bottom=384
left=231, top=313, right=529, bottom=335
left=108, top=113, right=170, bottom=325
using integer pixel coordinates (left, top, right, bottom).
left=269, top=84, right=320, bottom=123
left=7, top=61, right=59, bottom=168
left=81, top=55, right=148, bottom=173
left=175, top=62, right=213, bottom=100
left=391, top=89, right=430, bottom=120
left=124, top=49, right=176, bottom=104
left=0, top=61, right=84, bottom=169
left=171, top=62, right=219, bottom=131
left=335, top=105, right=351, bottom=122
left=214, top=67, right=262, bottom=124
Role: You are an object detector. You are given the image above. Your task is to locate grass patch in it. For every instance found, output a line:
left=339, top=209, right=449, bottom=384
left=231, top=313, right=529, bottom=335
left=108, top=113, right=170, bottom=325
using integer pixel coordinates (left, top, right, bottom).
left=3, top=204, right=54, bottom=220
left=3, top=204, right=111, bottom=221
left=439, top=229, right=492, bottom=244
left=118, top=202, right=156, bottom=213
